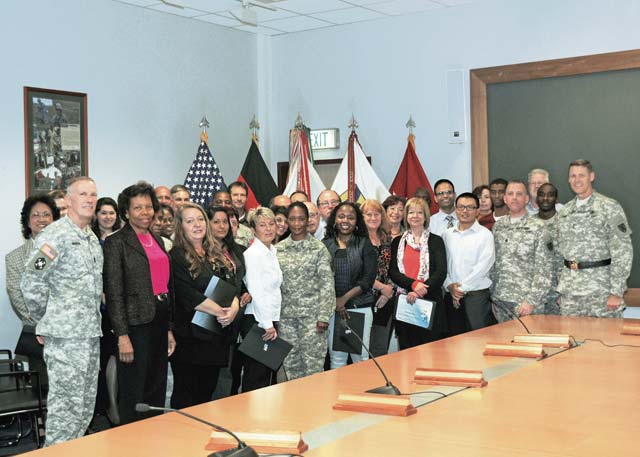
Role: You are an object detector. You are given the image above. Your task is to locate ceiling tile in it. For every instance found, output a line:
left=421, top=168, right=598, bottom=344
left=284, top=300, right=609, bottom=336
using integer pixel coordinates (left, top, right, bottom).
left=215, top=8, right=296, bottom=22
left=147, top=3, right=207, bottom=17
left=181, top=0, right=239, bottom=13
left=311, top=7, right=386, bottom=24
left=263, top=15, right=333, bottom=33
left=342, top=0, right=390, bottom=5
left=275, top=0, right=351, bottom=14
left=437, top=0, right=479, bottom=5
left=367, top=0, right=442, bottom=16
left=234, top=24, right=285, bottom=35
left=196, top=13, right=242, bottom=26
left=114, top=0, right=160, bottom=6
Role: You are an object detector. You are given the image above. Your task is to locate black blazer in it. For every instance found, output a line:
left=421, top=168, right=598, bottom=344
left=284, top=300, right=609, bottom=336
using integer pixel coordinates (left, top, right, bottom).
left=389, top=233, right=447, bottom=334
left=104, top=224, right=174, bottom=337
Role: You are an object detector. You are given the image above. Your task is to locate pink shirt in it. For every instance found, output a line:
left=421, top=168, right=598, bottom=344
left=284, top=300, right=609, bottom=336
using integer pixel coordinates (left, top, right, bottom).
left=137, top=233, right=170, bottom=295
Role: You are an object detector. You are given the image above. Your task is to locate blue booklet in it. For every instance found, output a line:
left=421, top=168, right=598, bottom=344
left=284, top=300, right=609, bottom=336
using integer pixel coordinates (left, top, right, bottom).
left=395, top=294, right=435, bottom=329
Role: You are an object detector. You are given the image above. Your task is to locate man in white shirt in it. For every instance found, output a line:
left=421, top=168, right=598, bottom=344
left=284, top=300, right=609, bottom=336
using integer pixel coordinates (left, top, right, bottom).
left=442, top=193, right=495, bottom=334
left=429, top=179, right=457, bottom=236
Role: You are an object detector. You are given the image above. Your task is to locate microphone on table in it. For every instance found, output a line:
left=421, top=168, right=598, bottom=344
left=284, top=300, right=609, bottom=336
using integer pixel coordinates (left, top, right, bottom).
left=490, top=299, right=531, bottom=334
left=135, top=403, right=257, bottom=457
left=339, top=317, right=401, bottom=395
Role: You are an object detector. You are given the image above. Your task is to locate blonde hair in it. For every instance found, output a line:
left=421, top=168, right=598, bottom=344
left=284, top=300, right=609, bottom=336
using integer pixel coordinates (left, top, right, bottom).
left=360, top=199, right=390, bottom=244
left=173, top=203, right=231, bottom=278
left=403, top=197, right=431, bottom=229
left=247, top=207, right=276, bottom=228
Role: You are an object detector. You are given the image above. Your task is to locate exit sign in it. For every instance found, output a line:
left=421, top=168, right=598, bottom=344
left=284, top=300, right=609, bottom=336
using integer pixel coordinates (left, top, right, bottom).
left=310, top=128, right=340, bottom=150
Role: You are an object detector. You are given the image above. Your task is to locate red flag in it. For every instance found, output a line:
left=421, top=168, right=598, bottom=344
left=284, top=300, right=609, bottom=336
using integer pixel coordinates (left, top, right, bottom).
left=389, top=134, right=439, bottom=215
left=237, top=136, right=278, bottom=210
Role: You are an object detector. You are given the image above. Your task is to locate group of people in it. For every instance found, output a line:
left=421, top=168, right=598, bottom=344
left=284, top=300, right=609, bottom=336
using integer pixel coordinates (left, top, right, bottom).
left=5, top=158, right=632, bottom=447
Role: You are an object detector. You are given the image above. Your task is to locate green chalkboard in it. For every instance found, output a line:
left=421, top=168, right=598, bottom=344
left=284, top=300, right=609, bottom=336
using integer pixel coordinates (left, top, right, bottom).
left=487, top=68, right=638, bottom=287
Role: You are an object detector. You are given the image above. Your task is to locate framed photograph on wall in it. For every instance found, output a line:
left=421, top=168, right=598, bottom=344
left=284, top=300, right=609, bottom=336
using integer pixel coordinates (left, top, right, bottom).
left=23, top=86, right=87, bottom=196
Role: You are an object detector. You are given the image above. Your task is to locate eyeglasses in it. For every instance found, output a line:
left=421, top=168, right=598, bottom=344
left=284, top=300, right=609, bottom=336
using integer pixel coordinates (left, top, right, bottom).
left=318, top=199, right=340, bottom=208
left=31, top=211, right=52, bottom=218
left=435, top=190, right=454, bottom=197
left=456, top=205, right=478, bottom=211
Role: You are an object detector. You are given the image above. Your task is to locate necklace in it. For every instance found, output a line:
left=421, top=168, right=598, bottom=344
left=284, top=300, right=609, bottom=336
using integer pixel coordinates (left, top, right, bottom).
left=139, top=233, right=153, bottom=248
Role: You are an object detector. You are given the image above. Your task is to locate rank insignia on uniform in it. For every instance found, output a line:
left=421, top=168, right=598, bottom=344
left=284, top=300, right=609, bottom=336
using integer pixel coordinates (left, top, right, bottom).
left=618, top=223, right=627, bottom=233
left=34, top=257, right=47, bottom=270
left=39, top=243, right=58, bottom=260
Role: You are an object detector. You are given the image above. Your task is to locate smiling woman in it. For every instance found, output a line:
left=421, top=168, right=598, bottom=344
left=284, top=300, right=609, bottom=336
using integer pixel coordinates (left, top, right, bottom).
left=103, top=182, right=174, bottom=424
left=323, top=202, right=377, bottom=369
left=240, top=207, right=283, bottom=392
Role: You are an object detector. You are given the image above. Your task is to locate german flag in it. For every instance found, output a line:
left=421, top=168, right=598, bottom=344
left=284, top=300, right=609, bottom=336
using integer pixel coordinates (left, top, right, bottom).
left=237, top=136, right=278, bottom=210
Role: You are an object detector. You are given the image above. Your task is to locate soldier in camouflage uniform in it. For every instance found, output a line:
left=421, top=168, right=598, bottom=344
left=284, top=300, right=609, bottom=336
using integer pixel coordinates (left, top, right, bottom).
left=276, top=202, right=335, bottom=380
left=492, top=181, right=554, bottom=323
left=534, top=183, right=563, bottom=315
left=21, top=177, right=103, bottom=446
left=556, top=160, right=632, bottom=317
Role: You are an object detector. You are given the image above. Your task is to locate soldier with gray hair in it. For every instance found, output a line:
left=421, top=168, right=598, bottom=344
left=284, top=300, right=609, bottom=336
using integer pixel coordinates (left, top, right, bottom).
left=21, top=177, right=103, bottom=446
left=491, top=180, right=554, bottom=322
left=555, top=159, right=633, bottom=317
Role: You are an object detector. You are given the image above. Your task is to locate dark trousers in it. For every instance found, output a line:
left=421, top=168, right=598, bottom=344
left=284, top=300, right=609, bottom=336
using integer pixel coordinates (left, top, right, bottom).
left=445, top=289, right=495, bottom=334
left=239, top=315, right=276, bottom=393
left=463, top=289, right=495, bottom=330
left=395, top=321, right=441, bottom=350
left=229, top=343, right=242, bottom=396
left=95, top=309, right=115, bottom=415
left=170, top=361, right=221, bottom=409
left=117, top=299, right=168, bottom=424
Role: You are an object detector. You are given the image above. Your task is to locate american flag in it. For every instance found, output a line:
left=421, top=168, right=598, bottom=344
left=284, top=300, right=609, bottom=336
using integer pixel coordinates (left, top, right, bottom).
left=183, top=140, right=227, bottom=207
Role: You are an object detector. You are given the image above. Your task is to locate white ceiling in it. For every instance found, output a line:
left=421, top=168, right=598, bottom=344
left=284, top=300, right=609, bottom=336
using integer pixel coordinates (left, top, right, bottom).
left=113, top=0, right=482, bottom=35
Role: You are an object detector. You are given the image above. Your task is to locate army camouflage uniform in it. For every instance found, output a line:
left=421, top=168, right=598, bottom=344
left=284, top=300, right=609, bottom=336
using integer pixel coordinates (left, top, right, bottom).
left=20, top=216, right=103, bottom=446
left=556, top=191, right=632, bottom=317
left=491, top=213, right=554, bottom=322
left=235, top=223, right=253, bottom=247
left=534, top=213, right=563, bottom=315
left=276, top=234, right=335, bottom=380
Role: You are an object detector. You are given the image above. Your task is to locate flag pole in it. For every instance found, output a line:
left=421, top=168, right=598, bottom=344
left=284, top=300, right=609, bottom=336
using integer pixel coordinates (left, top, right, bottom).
left=406, top=114, right=416, bottom=135
left=346, top=114, right=358, bottom=202
left=348, top=114, right=358, bottom=132
left=199, top=115, right=210, bottom=143
left=249, top=114, right=260, bottom=144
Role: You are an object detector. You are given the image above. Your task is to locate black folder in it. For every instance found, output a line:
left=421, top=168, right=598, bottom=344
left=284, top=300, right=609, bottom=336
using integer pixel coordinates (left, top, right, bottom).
left=238, top=324, right=293, bottom=371
left=191, top=275, right=237, bottom=335
left=332, top=311, right=365, bottom=354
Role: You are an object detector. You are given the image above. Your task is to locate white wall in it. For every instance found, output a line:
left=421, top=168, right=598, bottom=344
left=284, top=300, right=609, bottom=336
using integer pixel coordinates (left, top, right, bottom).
left=267, top=0, right=640, bottom=191
left=5, top=0, right=640, bottom=351
left=0, top=0, right=257, bottom=350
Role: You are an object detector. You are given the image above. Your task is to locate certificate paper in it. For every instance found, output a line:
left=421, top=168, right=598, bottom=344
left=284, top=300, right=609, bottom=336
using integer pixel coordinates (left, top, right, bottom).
left=395, top=295, right=435, bottom=329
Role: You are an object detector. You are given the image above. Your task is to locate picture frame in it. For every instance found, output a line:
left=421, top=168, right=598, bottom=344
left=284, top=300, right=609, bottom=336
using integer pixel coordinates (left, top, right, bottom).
left=23, top=86, right=88, bottom=196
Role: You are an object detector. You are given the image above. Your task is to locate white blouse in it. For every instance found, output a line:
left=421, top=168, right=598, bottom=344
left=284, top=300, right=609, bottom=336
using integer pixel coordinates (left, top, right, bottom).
left=243, top=240, right=283, bottom=330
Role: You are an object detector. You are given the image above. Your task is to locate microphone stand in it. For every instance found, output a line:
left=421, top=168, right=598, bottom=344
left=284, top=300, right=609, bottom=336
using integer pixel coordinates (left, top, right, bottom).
left=491, top=299, right=531, bottom=334
left=135, top=403, right=257, bottom=457
left=340, top=317, right=401, bottom=395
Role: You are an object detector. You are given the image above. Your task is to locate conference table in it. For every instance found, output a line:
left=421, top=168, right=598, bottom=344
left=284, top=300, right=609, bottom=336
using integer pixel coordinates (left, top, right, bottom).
left=23, top=316, right=640, bottom=456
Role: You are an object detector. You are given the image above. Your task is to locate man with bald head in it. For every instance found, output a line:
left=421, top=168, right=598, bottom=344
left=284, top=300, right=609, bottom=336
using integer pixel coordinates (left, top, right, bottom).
left=154, top=186, right=171, bottom=206
left=304, top=201, right=322, bottom=239
left=316, top=189, right=341, bottom=241
left=270, top=194, right=291, bottom=208
left=21, top=177, right=103, bottom=445
left=290, top=190, right=309, bottom=203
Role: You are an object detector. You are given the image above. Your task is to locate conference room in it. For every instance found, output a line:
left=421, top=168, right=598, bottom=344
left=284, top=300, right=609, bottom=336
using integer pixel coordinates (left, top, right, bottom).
left=1, top=0, right=639, bottom=455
